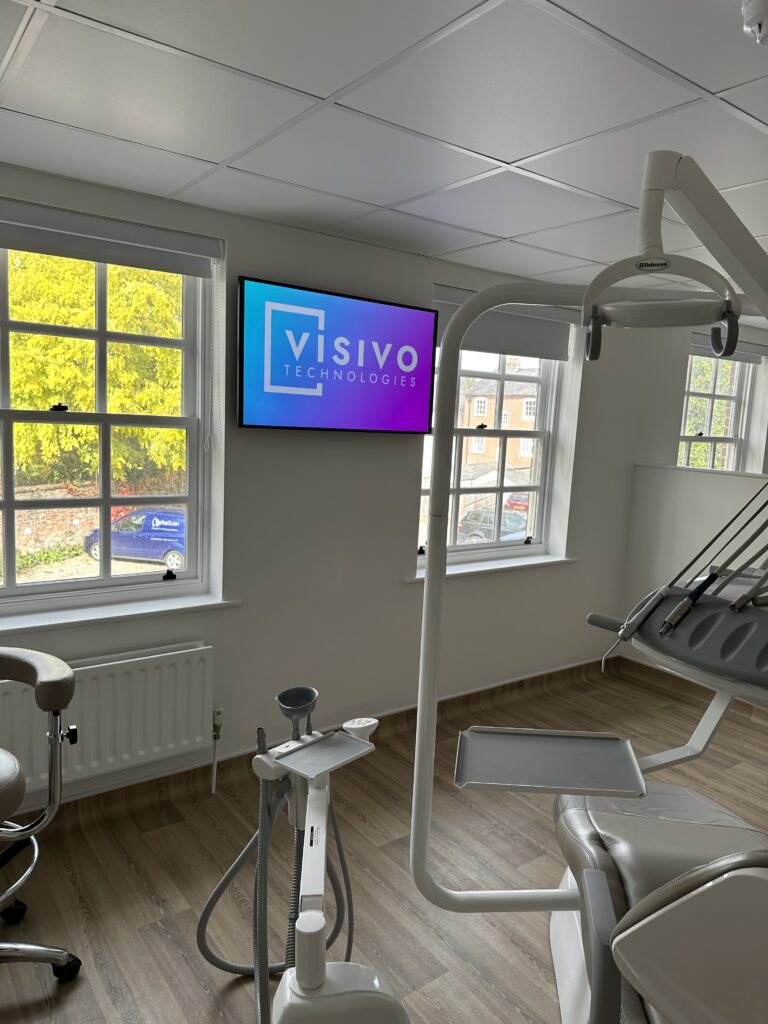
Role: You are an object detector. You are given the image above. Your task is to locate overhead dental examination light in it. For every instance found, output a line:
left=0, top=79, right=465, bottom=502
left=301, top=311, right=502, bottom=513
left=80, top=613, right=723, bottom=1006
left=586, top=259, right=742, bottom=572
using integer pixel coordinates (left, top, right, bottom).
left=413, top=150, right=768, bottom=1024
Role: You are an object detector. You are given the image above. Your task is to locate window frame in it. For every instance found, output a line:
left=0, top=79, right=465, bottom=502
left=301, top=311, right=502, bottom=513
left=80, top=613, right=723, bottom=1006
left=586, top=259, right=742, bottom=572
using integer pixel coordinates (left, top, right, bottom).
left=419, top=352, right=558, bottom=565
left=0, top=249, right=206, bottom=608
left=678, top=349, right=752, bottom=472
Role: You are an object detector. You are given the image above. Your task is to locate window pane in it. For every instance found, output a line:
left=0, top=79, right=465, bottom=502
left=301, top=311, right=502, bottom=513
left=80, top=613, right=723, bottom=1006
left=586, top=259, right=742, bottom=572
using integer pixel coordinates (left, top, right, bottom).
left=711, top=399, right=736, bottom=437
left=714, top=443, right=737, bottom=471
left=505, top=355, right=541, bottom=376
left=503, top=491, right=537, bottom=539
left=460, top=350, right=499, bottom=373
left=455, top=493, right=497, bottom=546
left=457, top=378, right=496, bottom=427
left=689, top=355, right=715, bottom=393
left=107, top=266, right=183, bottom=338
left=503, top=381, right=538, bottom=427
left=421, top=436, right=433, bottom=491
left=715, top=360, right=738, bottom=396
left=111, top=426, right=187, bottom=497
left=0, top=512, right=3, bottom=586
left=504, top=437, right=541, bottom=487
left=684, top=396, right=709, bottom=435
left=107, top=343, right=183, bottom=416
left=8, top=251, right=95, bottom=329
left=689, top=442, right=713, bottom=468
left=16, top=506, right=100, bottom=584
left=108, top=503, right=187, bottom=576
left=13, top=423, right=100, bottom=499
left=678, top=441, right=688, bottom=467
left=10, top=333, right=96, bottom=412
left=460, top=436, right=499, bottom=488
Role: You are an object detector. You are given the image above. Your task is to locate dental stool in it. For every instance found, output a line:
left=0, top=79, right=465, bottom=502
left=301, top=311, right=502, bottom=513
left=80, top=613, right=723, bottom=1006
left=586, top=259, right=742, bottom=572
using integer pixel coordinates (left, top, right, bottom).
left=552, top=780, right=768, bottom=1024
left=0, top=647, right=81, bottom=983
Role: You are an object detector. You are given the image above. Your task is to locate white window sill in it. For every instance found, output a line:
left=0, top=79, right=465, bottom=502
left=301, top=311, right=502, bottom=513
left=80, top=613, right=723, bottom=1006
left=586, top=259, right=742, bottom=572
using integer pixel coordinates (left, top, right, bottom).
left=404, top=554, right=575, bottom=582
left=0, top=593, right=241, bottom=635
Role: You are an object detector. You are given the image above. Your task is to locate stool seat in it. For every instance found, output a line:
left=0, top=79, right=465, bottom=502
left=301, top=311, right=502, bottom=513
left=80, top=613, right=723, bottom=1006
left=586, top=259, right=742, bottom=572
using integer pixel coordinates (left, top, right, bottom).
left=0, top=748, right=25, bottom=822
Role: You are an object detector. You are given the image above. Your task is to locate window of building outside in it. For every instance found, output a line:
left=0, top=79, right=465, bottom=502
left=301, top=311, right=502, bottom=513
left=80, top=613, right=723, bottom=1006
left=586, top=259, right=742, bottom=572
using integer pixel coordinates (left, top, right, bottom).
left=418, top=349, right=557, bottom=560
left=0, top=249, right=202, bottom=603
left=678, top=351, right=751, bottom=471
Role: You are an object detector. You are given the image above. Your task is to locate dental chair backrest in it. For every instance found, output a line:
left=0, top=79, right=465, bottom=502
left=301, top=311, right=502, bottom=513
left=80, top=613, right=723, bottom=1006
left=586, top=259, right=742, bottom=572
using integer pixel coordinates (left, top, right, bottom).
left=612, top=850, right=768, bottom=1024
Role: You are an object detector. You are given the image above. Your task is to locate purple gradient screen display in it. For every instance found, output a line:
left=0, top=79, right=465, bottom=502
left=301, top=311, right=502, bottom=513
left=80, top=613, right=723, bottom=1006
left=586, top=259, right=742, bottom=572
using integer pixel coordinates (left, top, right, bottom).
left=239, top=279, right=437, bottom=432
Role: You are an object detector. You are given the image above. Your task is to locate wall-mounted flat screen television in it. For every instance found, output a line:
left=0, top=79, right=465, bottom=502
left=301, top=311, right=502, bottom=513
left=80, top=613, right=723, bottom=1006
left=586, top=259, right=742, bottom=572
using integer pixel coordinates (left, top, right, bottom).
left=238, top=278, right=438, bottom=433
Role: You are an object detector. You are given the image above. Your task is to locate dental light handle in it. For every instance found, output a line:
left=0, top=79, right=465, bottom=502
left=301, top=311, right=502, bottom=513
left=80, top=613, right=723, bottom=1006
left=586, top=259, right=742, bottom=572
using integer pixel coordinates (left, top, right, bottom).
left=294, top=778, right=330, bottom=991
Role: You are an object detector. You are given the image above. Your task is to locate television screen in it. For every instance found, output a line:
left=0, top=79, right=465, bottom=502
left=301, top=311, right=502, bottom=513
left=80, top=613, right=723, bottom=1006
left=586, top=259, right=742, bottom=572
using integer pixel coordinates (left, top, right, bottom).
left=238, top=278, right=437, bottom=433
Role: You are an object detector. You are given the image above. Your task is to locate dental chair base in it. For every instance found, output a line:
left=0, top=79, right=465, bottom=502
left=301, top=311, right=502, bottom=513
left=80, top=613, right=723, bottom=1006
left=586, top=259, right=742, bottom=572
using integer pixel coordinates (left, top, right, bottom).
left=273, top=963, right=410, bottom=1024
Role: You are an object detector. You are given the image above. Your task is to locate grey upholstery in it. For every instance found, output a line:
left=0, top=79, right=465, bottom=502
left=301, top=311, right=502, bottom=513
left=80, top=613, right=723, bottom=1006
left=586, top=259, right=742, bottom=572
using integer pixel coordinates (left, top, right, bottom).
left=0, top=748, right=25, bottom=821
left=0, top=647, right=75, bottom=712
left=554, top=780, right=768, bottom=1024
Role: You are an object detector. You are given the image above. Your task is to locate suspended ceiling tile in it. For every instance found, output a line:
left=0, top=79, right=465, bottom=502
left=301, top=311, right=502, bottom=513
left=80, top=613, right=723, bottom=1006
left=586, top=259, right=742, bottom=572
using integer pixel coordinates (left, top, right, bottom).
left=2, top=16, right=314, bottom=162
left=520, top=103, right=768, bottom=205
left=0, top=108, right=214, bottom=195
left=0, top=0, right=24, bottom=57
left=343, top=0, right=694, bottom=162
left=554, top=1, right=768, bottom=93
left=177, top=167, right=374, bottom=227
left=64, top=0, right=481, bottom=97
left=440, top=240, right=589, bottom=276
left=517, top=211, right=697, bottom=263
left=721, top=77, right=768, bottom=127
left=668, top=237, right=768, bottom=283
left=328, top=209, right=494, bottom=256
left=531, top=263, right=606, bottom=285
left=233, top=107, right=495, bottom=205
left=398, top=170, right=620, bottom=237
left=722, top=180, right=768, bottom=238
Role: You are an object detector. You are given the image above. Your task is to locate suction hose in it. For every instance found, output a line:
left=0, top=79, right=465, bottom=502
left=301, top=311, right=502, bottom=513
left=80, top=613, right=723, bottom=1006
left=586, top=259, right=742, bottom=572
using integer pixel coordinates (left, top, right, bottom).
left=196, top=776, right=354, bottom=1022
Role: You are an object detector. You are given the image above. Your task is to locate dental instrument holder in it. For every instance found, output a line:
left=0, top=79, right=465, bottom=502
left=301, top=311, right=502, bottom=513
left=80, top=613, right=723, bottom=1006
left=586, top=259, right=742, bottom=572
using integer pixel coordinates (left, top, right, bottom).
left=581, top=151, right=743, bottom=362
left=246, top=700, right=409, bottom=1023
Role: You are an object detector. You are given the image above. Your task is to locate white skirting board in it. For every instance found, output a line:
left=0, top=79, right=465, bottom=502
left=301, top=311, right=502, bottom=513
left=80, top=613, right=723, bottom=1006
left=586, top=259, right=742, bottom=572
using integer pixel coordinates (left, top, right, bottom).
left=0, top=641, right=214, bottom=811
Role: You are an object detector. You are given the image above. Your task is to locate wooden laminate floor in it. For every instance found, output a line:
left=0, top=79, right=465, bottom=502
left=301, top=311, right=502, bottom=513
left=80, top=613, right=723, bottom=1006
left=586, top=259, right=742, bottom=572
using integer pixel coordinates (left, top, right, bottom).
left=2, top=658, right=767, bottom=1023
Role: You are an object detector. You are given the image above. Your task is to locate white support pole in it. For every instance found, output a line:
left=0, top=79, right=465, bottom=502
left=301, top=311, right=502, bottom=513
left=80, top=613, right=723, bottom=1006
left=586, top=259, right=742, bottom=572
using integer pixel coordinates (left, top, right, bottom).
left=637, top=691, right=732, bottom=774
left=412, top=282, right=587, bottom=915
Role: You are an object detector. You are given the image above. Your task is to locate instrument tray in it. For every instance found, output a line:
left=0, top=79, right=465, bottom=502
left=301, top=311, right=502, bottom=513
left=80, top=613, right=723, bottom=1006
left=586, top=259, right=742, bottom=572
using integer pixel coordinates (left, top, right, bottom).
left=454, top=727, right=646, bottom=797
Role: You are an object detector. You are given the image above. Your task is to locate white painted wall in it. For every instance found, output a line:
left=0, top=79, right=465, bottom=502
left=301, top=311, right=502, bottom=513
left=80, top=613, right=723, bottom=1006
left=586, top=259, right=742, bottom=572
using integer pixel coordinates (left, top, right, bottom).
left=624, top=464, right=768, bottom=605
left=0, top=164, right=691, bottom=764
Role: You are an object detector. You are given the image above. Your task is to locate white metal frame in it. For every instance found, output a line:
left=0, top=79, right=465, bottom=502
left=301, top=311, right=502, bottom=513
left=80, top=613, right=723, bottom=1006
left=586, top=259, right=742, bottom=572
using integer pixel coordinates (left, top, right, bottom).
left=0, top=250, right=203, bottom=607
left=411, top=150, right=768, bottom=918
left=678, top=350, right=751, bottom=471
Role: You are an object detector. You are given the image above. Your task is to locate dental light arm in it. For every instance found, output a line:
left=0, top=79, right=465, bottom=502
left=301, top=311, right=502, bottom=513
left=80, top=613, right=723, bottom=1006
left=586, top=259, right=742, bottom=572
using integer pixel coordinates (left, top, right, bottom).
left=582, top=150, right=768, bottom=360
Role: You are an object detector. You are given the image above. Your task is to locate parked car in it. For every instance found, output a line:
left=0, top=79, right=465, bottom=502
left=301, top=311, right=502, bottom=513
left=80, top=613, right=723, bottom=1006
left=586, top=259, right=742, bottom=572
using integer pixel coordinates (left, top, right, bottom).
left=84, top=508, right=186, bottom=571
left=504, top=493, right=530, bottom=513
left=457, top=507, right=527, bottom=544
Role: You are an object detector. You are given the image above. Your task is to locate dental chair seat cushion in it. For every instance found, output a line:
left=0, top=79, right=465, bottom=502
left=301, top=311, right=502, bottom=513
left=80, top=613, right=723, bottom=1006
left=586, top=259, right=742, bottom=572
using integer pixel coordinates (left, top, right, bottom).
left=554, top=780, right=768, bottom=1024
left=0, top=748, right=25, bottom=821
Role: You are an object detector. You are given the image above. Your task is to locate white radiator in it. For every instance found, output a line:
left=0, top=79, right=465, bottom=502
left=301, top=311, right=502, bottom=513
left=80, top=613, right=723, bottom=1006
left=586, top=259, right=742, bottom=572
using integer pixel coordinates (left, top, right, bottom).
left=0, top=642, right=214, bottom=806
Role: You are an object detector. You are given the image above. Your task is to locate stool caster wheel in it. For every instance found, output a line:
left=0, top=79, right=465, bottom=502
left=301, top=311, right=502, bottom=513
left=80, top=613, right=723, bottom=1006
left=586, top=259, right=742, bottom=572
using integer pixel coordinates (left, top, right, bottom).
left=52, top=954, right=81, bottom=983
left=0, top=899, right=27, bottom=925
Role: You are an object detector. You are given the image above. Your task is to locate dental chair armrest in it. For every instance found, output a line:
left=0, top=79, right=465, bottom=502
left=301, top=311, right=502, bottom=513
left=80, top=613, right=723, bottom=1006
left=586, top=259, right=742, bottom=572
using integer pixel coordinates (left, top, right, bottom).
left=581, top=869, right=622, bottom=1024
left=612, top=848, right=768, bottom=941
left=0, top=647, right=75, bottom=712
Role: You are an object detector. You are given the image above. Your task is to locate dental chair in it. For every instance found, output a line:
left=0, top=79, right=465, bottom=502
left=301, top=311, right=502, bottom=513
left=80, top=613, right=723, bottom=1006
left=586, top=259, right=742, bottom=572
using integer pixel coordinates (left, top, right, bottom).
left=552, top=780, right=768, bottom=1024
left=0, top=647, right=81, bottom=983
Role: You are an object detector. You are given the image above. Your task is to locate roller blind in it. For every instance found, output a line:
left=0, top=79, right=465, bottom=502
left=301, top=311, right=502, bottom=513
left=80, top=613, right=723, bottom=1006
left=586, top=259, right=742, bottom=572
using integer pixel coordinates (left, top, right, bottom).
left=690, top=331, right=767, bottom=365
left=433, top=285, right=571, bottom=360
left=0, top=197, right=224, bottom=277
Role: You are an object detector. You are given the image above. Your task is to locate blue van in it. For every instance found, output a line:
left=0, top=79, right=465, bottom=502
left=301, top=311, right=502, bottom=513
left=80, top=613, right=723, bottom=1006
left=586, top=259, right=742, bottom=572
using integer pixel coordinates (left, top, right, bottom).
left=84, top=508, right=186, bottom=571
